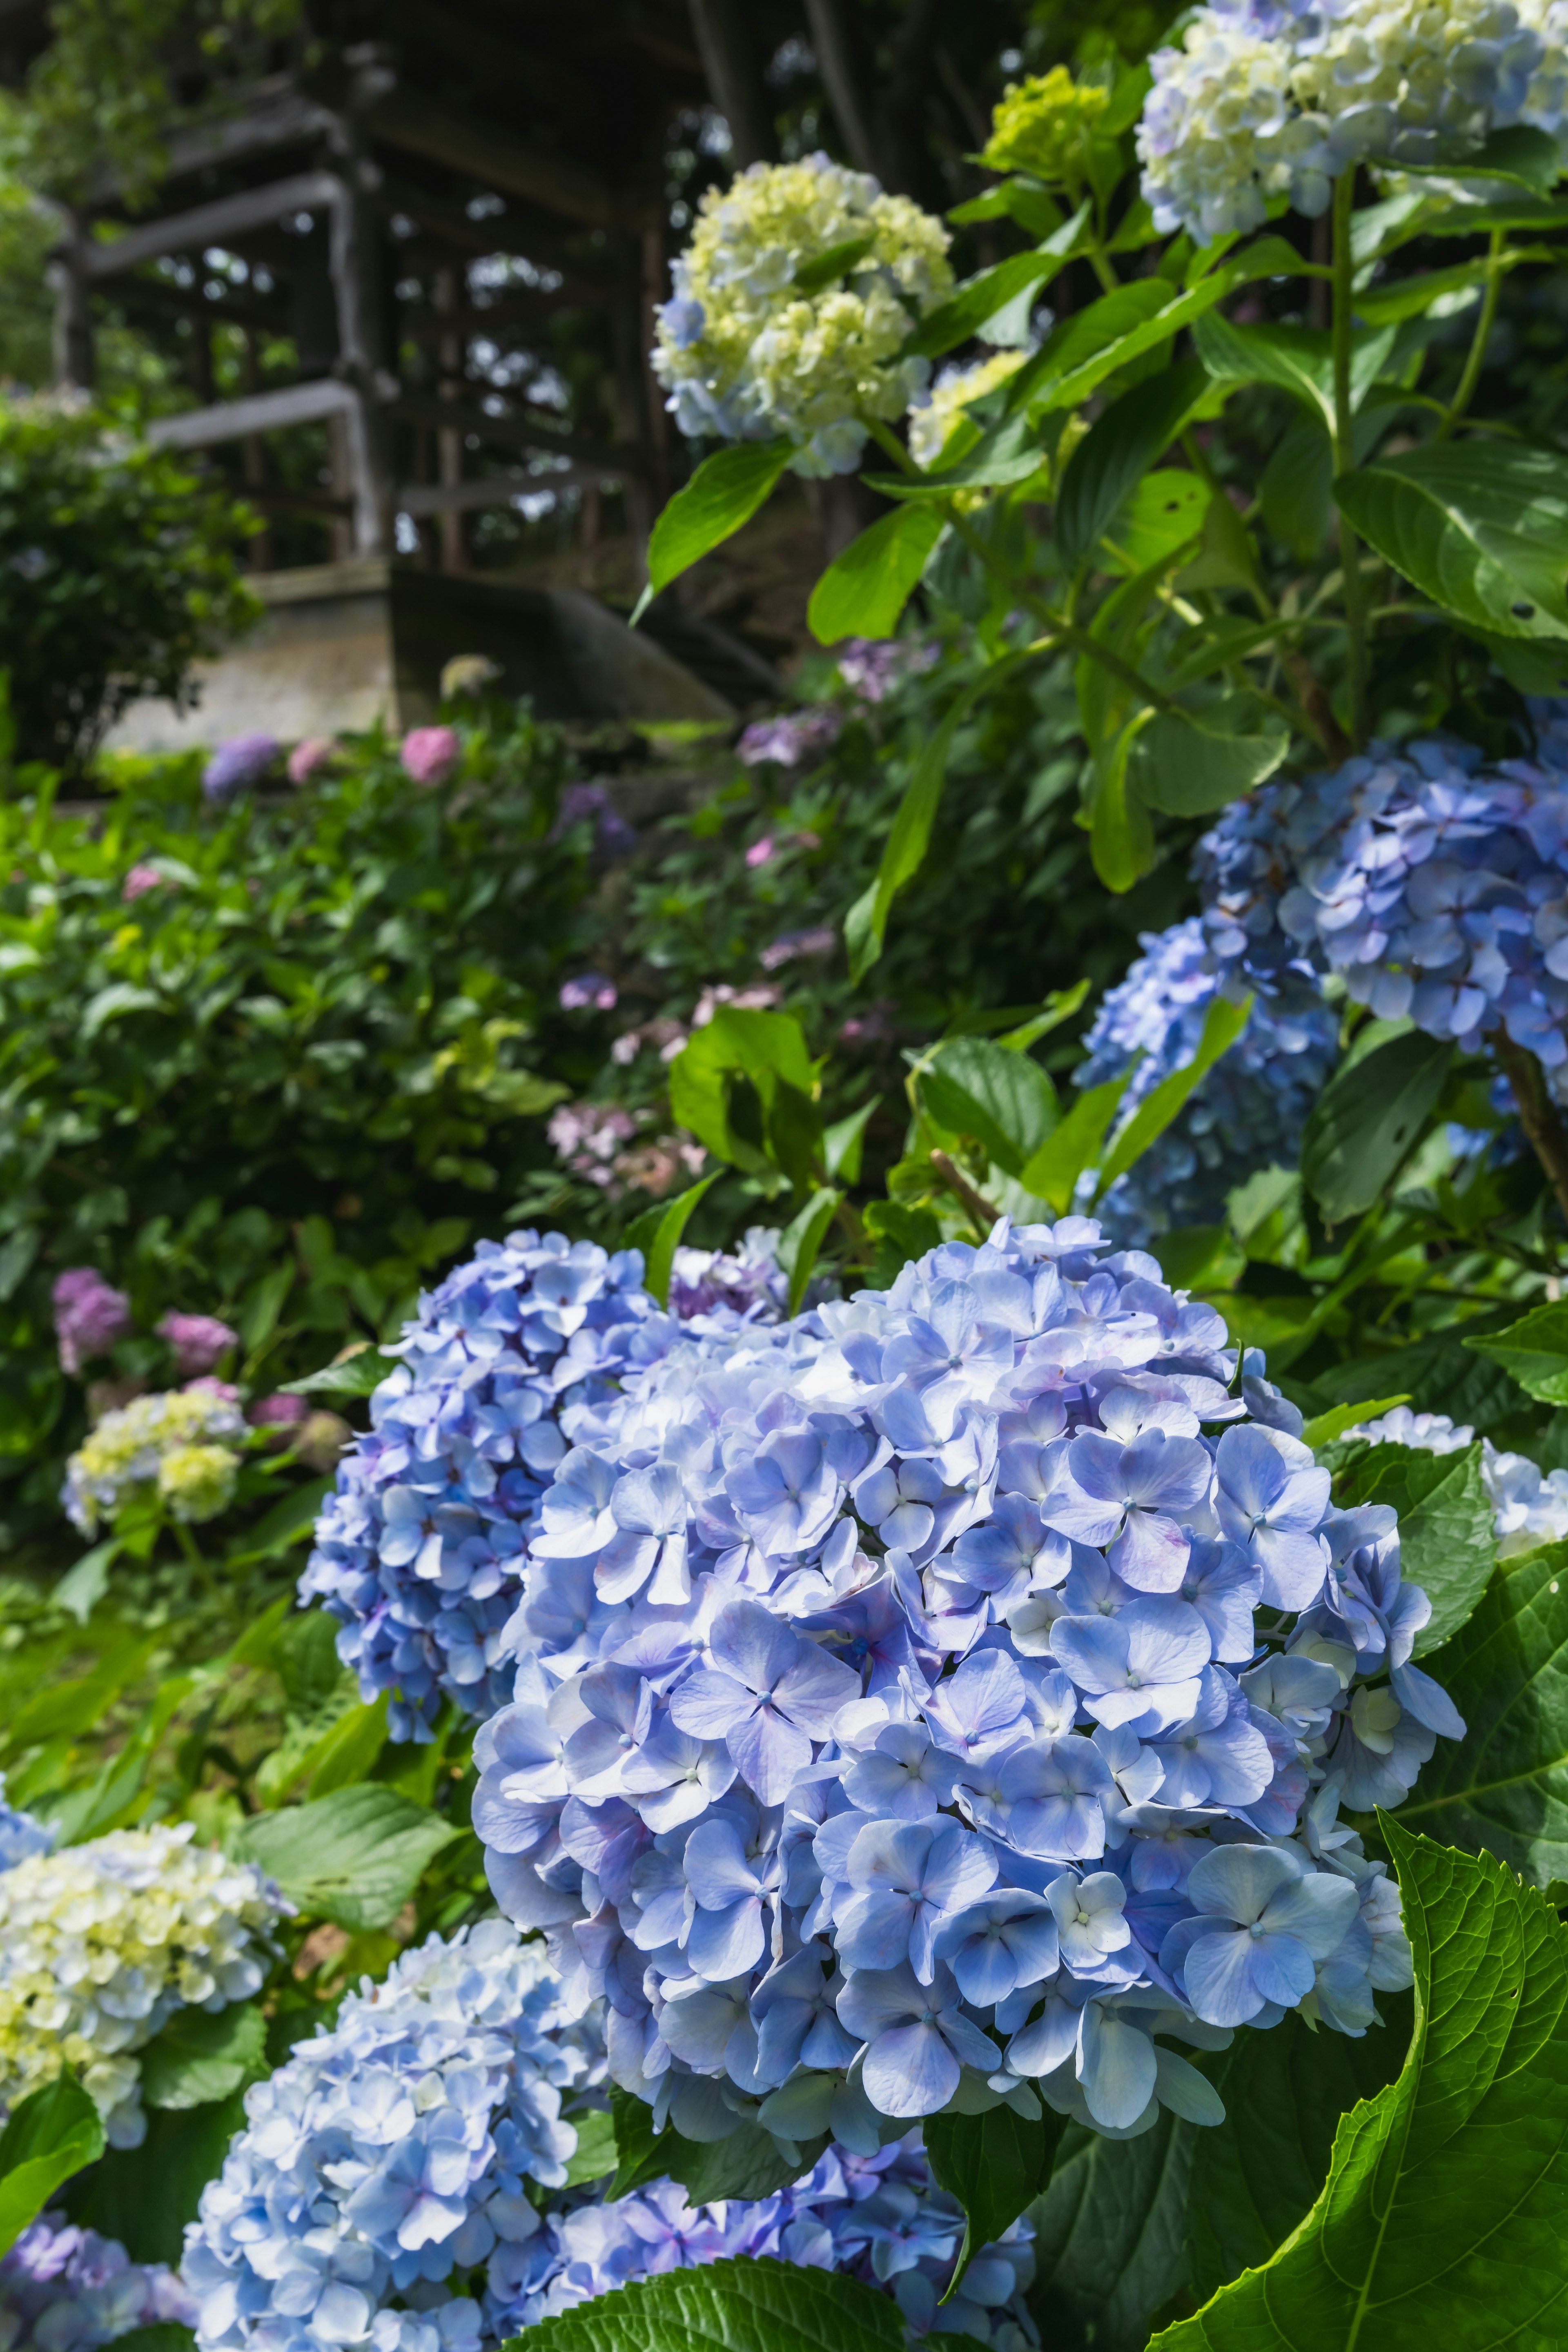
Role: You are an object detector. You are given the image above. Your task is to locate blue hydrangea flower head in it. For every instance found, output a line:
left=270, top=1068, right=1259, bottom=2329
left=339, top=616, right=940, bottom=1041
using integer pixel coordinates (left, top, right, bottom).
left=3, top=2213, right=195, bottom=2349
left=474, top=1214, right=1457, bottom=2156
left=1078, top=918, right=1338, bottom=1241
left=0, top=1775, right=53, bottom=1873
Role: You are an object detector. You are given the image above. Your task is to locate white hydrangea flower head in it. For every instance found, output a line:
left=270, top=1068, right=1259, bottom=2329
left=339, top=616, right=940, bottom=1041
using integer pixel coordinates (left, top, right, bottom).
left=1139, top=0, right=1568, bottom=242
left=0, top=1824, right=287, bottom=2147
left=62, top=1387, right=246, bottom=1537
left=651, top=155, right=953, bottom=477
left=907, top=351, right=1027, bottom=473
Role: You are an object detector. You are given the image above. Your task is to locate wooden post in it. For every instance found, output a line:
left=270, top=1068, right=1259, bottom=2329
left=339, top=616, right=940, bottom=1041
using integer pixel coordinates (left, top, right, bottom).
left=324, top=66, right=394, bottom=561
left=433, top=263, right=468, bottom=572
left=48, top=208, right=95, bottom=390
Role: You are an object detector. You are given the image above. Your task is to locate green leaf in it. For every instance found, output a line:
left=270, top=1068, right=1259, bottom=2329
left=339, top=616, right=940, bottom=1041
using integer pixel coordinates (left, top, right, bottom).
left=1334, top=441, right=1568, bottom=641
left=864, top=1198, right=943, bottom=1286
left=1191, top=314, right=1396, bottom=433
left=1054, top=361, right=1210, bottom=575
left=563, top=2106, right=618, bottom=2187
left=0, top=2073, right=105, bottom=2258
left=845, top=674, right=987, bottom=982
left=1097, top=994, right=1252, bottom=1196
left=606, top=2086, right=821, bottom=2207
left=822, top=1098, right=877, bottom=1185
left=637, top=441, right=793, bottom=613
left=1300, top=1030, right=1453, bottom=1222
left=867, top=411, right=1049, bottom=500
left=1020, top=1069, right=1138, bottom=1214
left=1301, top=1394, right=1411, bottom=1448
left=919, top=1036, right=1058, bottom=1178
left=52, top=1539, right=117, bottom=1626
left=225, top=1477, right=334, bottom=1564
left=807, top=506, right=946, bottom=645
left=668, top=1009, right=816, bottom=1172
left=924, top=2101, right=1068, bottom=2290
left=621, top=1175, right=720, bottom=1310
left=1029, top=2110, right=1195, bottom=2352
left=280, top=1347, right=401, bottom=1399
left=493, top=2254, right=903, bottom=2352
left=1102, top=470, right=1211, bottom=575
left=1335, top=1442, right=1497, bottom=1655
left=1131, top=710, right=1287, bottom=816
left=776, top=1187, right=841, bottom=1315
left=1087, top=706, right=1158, bottom=893
left=1467, top=1302, right=1568, bottom=1405
left=1297, top=1316, right=1526, bottom=1437
left=1400, top=1540, right=1568, bottom=1884
left=139, top=2000, right=268, bottom=2111
left=1151, top=1821, right=1568, bottom=2352
left=1185, top=2002, right=1413, bottom=2308
left=110, top=2328, right=194, bottom=2352
left=949, top=178, right=1065, bottom=238
left=906, top=214, right=1087, bottom=359
left=792, top=235, right=875, bottom=292
left=234, top=1786, right=459, bottom=1931
left=307, top=1692, right=391, bottom=1799
left=64, top=2092, right=244, bottom=2267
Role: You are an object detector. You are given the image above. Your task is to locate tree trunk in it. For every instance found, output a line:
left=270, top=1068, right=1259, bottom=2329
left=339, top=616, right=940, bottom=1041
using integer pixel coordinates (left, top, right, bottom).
left=686, top=0, right=775, bottom=167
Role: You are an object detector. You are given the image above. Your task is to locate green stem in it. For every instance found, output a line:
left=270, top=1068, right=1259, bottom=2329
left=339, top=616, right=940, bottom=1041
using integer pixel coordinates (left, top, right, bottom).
left=1331, top=169, right=1370, bottom=748
left=1086, top=243, right=1120, bottom=295
left=864, top=415, right=921, bottom=475
left=1436, top=231, right=1505, bottom=442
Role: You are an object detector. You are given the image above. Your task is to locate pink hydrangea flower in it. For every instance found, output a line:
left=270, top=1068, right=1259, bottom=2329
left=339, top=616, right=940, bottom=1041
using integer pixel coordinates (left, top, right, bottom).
left=746, top=837, right=775, bottom=868
left=122, top=864, right=163, bottom=902
left=288, top=736, right=338, bottom=786
left=157, top=1311, right=239, bottom=1377
left=401, top=726, right=461, bottom=787
left=250, top=1392, right=308, bottom=1427
left=52, top=1269, right=132, bottom=1376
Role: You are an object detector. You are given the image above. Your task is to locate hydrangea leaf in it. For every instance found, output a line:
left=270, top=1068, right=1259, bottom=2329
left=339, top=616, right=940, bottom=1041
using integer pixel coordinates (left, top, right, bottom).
left=1184, top=2000, right=1412, bottom=2308
left=806, top=506, right=947, bottom=645
left=280, top=1346, right=401, bottom=1400
left=0, top=2072, right=105, bottom=2259
left=139, top=1999, right=269, bottom=2112
left=1096, top=992, right=1252, bottom=1195
left=1191, top=314, right=1397, bottom=433
left=925, top=2100, right=1068, bottom=2292
left=918, top=1035, right=1059, bottom=1179
left=905, top=214, right=1087, bottom=359
left=1301, top=1396, right=1412, bottom=1449
left=1400, top=1541, right=1568, bottom=1885
left=607, top=2087, right=824, bottom=2207
left=561, top=2106, right=618, bottom=2188
left=1151, top=1822, right=1568, bottom=2352
left=637, top=441, right=793, bottom=615
left=65, top=2091, right=247, bottom=2267
left=1466, top=1302, right=1568, bottom=1405
left=1054, top=361, right=1210, bottom=575
left=776, top=1185, right=842, bottom=1314
left=1131, top=711, right=1288, bottom=816
left=845, top=667, right=1004, bottom=981
left=494, top=2253, right=904, bottom=2352
left=1334, top=442, right=1568, bottom=642
left=622, top=1174, right=720, bottom=1310
left=1019, top=1068, right=1137, bottom=1213
left=791, top=235, right=875, bottom=292
left=1300, top=1029, right=1453, bottom=1222
left=107, top=2326, right=193, bottom=2352
left=1296, top=1319, right=1525, bottom=1437
left=234, top=1785, right=459, bottom=1931
left=1334, top=1441, right=1496, bottom=1654
left=1028, top=2109, right=1195, bottom=2352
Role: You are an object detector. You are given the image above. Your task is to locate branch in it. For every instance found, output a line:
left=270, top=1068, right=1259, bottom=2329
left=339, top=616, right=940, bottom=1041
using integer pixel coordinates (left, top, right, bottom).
left=930, top=1151, right=1001, bottom=1233
left=1494, top=1030, right=1568, bottom=1237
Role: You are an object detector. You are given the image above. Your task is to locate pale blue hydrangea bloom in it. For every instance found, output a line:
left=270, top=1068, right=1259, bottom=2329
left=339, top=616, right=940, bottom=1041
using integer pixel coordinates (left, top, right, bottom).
left=1077, top=918, right=1338, bottom=1241
left=2, top=2212, right=196, bottom=2350
left=0, top=1776, right=52, bottom=1873
left=474, top=1215, right=1454, bottom=2158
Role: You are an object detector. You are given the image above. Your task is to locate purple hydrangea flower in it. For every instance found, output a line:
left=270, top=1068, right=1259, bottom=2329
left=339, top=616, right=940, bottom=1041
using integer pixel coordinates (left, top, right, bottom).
left=51, top=1268, right=131, bottom=1376
left=202, top=733, right=278, bottom=804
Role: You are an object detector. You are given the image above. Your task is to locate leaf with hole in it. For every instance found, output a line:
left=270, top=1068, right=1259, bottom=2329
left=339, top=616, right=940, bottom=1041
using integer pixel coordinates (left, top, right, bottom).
left=1054, top=361, right=1210, bottom=574
left=1300, top=1030, right=1453, bottom=1222
left=1334, top=440, right=1568, bottom=640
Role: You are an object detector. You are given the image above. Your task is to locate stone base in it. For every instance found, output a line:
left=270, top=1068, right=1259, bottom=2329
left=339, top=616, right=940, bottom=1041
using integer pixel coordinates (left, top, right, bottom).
left=107, top=561, right=737, bottom=753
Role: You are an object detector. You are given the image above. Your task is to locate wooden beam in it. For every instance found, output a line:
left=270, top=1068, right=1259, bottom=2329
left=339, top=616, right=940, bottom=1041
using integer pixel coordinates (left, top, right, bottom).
left=396, top=465, right=623, bottom=516
left=91, top=79, right=336, bottom=199
left=388, top=390, right=648, bottom=478
left=146, top=376, right=357, bottom=448
left=82, top=171, right=343, bottom=277
left=368, top=89, right=630, bottom=232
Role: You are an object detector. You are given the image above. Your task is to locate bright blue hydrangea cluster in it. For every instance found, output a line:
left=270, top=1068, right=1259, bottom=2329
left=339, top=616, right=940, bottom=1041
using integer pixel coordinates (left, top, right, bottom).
left=2, top=2212, right=196, bottom=2350
left=1076, top=918, right=1339, bottom=1242
left=301, top=1236, right=677, bottom=1741
left=507, top=2136, right=1035, bottom=2349
left=475, top=1215, right=1458, bottom=2158
left=1197, top=729, right=1568, bottom=1098
left=182, top=1921, right=1035, bottom=2352
left=183, top=1921, right=605, bottom=2352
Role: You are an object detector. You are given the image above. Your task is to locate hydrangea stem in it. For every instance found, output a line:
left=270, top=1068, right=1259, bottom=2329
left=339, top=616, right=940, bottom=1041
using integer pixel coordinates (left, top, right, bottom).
left=1331, top=169, right=1370, bottom=748
left=1494, top=1029, right=1568, bottom=1239
left=1435, top=231, right=1505, bottom=442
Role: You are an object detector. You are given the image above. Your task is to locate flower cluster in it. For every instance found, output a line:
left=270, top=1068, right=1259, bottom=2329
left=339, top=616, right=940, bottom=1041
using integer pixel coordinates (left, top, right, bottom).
left=1, top=2213, right=196, bottom=2352
left=651, top=156, right=952, bottom=478
left=1139, top=0, right=1568, bottom=244
left=51, top=1271, right=131, bottom=1378
left=401, top=728, right=461, bottom=788
left=184, top=1922, right=605, bottom=2352
left=551, top=784, right=637, bottom=867
left=203, top=734, right=278, bottom=805
left=835, top=639, right=940, bottom=705
left=737, top=709, right=844, bottom=770
left=1077, top=917, right=1339, bottom=1241
left=62, top=1385, right=248, bottom=1536
left=0, top=1779, right=52, bottom=1875
left=157, top=1312, right=239, bottom=1378
left=0, top=1824, right=285, bottom=2146
left=1345, top=1405, right=1568, bottom=1557
left=183, top=1922, right=1033, bottom=2352
left=1197, top=731, right=1568, bottom=1100
left=477, top=1215, right=1454, bottom=2158
left=301, top=1235, right=677, bottom=1741
left=908, top=354, right=1026, bottom=479
left=666, top=1231, right=789, bottom=1323
left=980, top=67, right=1111, bottom=188
left=504, top=2135, right=1035, bottom=2350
